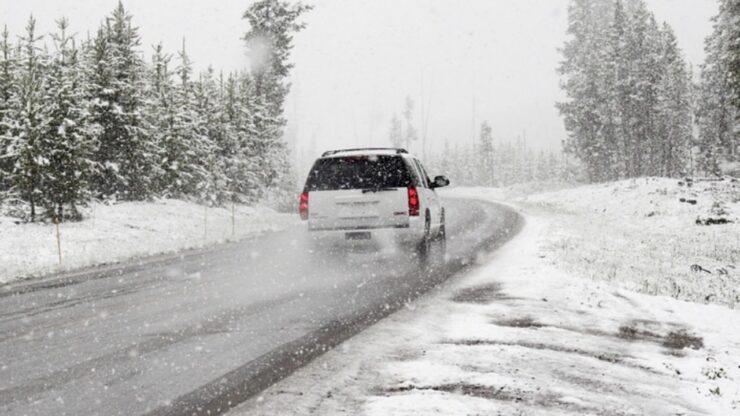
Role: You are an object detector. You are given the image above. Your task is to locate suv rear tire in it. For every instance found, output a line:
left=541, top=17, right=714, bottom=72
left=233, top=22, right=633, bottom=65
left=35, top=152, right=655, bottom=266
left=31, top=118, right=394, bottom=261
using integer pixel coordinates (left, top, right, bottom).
left=416, top=212, right=432, bottom=259
left=436, top=209, right=446, bottom=253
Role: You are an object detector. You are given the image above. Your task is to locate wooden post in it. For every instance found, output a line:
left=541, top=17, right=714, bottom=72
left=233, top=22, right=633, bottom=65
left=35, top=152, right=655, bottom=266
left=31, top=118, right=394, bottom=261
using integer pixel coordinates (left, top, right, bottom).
left=204, top=205, right=208, bottom=241
left=54, top=217, right=62, bottom=265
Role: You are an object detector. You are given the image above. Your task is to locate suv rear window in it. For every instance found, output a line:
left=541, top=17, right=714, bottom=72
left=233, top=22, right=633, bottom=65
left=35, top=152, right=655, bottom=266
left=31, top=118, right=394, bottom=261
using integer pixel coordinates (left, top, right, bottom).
left=304, top=155, right=414, bottom=191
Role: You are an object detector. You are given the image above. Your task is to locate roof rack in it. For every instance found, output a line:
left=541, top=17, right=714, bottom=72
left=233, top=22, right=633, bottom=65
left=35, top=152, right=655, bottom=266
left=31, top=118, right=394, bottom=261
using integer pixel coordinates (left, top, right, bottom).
left=321, top=147, right=408, bottom=157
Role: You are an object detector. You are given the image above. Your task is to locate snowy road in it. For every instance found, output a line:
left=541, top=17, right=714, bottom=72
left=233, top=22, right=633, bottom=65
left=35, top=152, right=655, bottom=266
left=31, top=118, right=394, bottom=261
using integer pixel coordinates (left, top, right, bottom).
left=0, top=198, right=521, bottom=416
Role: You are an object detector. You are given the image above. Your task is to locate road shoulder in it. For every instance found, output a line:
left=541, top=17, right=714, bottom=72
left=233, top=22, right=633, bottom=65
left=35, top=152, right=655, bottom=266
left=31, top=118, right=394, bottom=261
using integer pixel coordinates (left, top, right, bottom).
left=0, top=200, right=297, bottom=289
left=231, top=204, right=740, bottom=415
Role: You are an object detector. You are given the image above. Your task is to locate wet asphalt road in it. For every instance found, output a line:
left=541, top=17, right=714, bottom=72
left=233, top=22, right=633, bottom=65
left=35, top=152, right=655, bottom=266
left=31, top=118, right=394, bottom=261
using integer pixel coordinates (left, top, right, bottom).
left=0, top=198, right=521, bottom=416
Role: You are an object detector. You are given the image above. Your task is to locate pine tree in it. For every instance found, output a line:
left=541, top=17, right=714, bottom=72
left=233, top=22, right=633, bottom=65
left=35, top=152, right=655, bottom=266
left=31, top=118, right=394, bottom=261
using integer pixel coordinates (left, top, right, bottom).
left=236, top=72, right=265, bottom=202
left=223, top=71, right=260, bottom=203
left=40, top=18, right=95, bottom=220
left=5, top=16, right=48, bottom=221
left=725, top=0, right=740, bottom=141
left=697, top=0, right=738, bottom=174
left=243, top=0, right=311, bottom=202
left=0, top=25, right=17, bottom=196
left=655, top=23, right=692, bottom=177
left=85, top=24, right=114, bottom=191
left=146, top=42, right=175, bottom=195
left=621, top=2, right=652, bottom=176
left=388, top=113, right=403, bottom=148
left=192, top=67, right=228, bottom=206
left=89, top=2, right=159, bottom=200
left=159, top=41, right=196, bottom=197
left=402, top=95, right=418, bottom=151
left=159, top=42, right=213, bottom=200
left=557, top=0, right=615, bottom=182
left=478, top=121, right=494, bottom=186
left=606, top=0, right=630, bottom=177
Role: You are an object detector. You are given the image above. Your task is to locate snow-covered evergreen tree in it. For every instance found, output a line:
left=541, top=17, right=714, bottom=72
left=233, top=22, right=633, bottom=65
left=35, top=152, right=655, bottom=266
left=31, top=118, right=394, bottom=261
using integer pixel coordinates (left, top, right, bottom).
left=0, top=25, right=17, bottom=197
left=557, top=0, right=615, bottom=182
left=478, top=121, right=494, bottom=186
left=146, top=42, right=175, bottom=195
left=192, top=67, right=228, bottom=206
left=4, top=16, right=48, bottom=221
left=156, top=41, right=206, bottom=198
left=697, top=0, right=739, bottom=174
left=223, top=71, right=260, bottom=203
left=628, top=6, right=663, bottom=176
left=725, top=0, right=740, bottom=141
left=439, top=140, right=451, bottom=176
left=388, top=113, right=403, bottom=148
left=603, top=0, right=629, bottom=178
left=89, top=2, right=159, bottom=200
left=655, top=23, right=692, bottom=177
left=243, top=0, right=311, bottom=205
left=402, top=96, right=418, bottom=151
left=40, top=18, right=95, bottom=220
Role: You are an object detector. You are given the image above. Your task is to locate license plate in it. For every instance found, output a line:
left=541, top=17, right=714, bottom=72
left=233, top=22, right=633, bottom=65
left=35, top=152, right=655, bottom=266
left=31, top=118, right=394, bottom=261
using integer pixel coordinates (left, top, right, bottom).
left=345, top=232, right=371, bottom=240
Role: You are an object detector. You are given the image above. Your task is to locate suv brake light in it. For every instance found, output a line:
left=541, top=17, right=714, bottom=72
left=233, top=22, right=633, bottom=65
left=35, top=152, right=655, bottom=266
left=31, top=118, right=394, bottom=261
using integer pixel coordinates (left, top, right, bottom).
left=299, top=191, right=309, bottom=220
left=407, top=187, right=419, bottom=216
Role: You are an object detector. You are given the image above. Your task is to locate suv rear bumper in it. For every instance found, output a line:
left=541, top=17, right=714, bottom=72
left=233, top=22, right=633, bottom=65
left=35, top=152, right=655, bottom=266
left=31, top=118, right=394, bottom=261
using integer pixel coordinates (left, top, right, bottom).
left=307, top=217, right=425, bottom=246
left=308, top=223, right=408, bottom=231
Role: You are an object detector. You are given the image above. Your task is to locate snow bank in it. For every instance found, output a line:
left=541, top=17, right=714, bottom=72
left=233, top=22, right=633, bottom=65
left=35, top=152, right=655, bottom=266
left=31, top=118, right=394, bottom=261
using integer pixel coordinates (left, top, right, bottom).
left=0, top=199, right=299, bottom=284
left=516, top=177, right=740, bottom=307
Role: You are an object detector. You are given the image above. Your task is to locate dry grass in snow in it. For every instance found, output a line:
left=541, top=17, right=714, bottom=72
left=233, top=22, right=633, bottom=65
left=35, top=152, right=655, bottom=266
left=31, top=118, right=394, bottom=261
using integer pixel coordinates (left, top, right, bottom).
left=516, top=177, right=740, bottom=308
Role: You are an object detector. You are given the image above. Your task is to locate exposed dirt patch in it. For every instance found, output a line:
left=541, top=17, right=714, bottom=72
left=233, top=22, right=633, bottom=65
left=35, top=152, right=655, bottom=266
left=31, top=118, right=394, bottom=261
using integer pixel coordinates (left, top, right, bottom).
left=382, top=383, right=605, bottom=414
left=442, top=338, right=668, bottom=376
left=486, top=316, right=703, bottom=354
left=451, top=283, right=518, bottom=304
left=617, top=325, right=663, bottom=342
left=663, top=330, right=704, bottom=350
left=385, top=383, right=516, bottom=401
left=493, top=316, right=545, bottom=329
left=447, top=339, right=627, bottom=365
left=618, top=321, right=703, bottom=351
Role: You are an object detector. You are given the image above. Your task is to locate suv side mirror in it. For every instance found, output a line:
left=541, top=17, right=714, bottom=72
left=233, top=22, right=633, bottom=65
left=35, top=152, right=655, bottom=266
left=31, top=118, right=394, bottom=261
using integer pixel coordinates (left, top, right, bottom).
left=432, top=175, right=450, bottom=188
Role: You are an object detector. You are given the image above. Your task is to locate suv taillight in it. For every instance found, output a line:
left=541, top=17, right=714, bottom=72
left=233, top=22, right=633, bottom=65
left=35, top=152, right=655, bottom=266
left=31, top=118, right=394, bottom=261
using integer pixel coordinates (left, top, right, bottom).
left=407, top=187, right=419, bottom=216
left=299, top=191, right=309, bottom=220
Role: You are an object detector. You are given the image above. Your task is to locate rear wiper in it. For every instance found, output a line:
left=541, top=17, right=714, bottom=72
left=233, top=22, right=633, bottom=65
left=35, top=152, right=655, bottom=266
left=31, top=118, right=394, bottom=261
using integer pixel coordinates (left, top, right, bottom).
left=361, top=187, right=397, bottom=193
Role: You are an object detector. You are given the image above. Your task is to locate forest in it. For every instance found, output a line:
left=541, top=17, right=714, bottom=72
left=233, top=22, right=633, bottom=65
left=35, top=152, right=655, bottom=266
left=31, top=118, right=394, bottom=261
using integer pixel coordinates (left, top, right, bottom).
left=0, top=0, right=310, bottom=222
left=421, top=0, right=739, bottom=186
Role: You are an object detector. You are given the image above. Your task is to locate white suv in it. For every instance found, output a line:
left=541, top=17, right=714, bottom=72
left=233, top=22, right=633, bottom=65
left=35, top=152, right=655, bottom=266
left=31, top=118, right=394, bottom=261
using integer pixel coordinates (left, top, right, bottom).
left=299, top=148, right=449, bottom=256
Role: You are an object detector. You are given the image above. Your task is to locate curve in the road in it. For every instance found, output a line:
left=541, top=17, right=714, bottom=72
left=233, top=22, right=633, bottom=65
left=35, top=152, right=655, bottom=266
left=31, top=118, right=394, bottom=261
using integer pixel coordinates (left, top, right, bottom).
left=0, top=198, right=522, bottom=416
left=146, top=200, right=523, bottom=416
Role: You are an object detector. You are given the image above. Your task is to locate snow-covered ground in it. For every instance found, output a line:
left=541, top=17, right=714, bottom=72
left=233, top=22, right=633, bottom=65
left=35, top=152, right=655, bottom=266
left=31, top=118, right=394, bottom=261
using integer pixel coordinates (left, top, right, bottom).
left=516, top=177, right=740, bottom=307
left=231, top=184, right=740, bottom=415
left=0, top=200, right=298, bottom=284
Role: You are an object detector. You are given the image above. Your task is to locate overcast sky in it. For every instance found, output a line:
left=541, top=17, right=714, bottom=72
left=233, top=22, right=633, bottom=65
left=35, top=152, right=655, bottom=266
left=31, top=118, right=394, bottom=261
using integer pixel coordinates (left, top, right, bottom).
left=0, top=0, right=719, bottom=163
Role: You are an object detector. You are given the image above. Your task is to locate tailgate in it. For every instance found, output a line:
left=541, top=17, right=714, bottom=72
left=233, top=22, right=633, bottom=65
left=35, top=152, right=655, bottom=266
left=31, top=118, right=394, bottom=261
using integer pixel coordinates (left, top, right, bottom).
left=308, top=188, right=409, bottom=230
